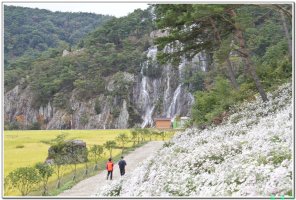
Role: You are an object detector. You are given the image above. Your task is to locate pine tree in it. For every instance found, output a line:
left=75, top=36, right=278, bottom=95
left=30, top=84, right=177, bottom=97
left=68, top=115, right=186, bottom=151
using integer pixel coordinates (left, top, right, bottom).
left=154, top=4, right=270, bottom=101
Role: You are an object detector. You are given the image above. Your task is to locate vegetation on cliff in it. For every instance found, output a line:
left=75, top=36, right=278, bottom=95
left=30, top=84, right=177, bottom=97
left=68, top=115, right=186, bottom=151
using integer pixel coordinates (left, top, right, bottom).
left=4, top=4, right=292, bottom=129
left=154, top=4, right=292, bottom=126
left=4, top=7, right=155, bottom=130
left=4, top=5, right=112, bottom=66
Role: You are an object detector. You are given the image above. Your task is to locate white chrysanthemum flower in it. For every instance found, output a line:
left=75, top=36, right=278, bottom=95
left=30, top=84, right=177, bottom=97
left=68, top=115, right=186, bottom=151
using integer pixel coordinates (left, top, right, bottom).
left=97, top=83, right=292, bottom=197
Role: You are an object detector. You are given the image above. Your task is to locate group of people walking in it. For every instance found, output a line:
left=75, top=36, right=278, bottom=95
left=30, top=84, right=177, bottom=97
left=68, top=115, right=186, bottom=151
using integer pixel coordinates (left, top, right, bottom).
left=106, top=156, right=127, bottom=180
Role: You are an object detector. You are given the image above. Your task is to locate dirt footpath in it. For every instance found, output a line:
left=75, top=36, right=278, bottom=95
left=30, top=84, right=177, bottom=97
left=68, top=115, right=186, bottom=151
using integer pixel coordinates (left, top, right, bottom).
left=58, top=141, right=164, bottom=197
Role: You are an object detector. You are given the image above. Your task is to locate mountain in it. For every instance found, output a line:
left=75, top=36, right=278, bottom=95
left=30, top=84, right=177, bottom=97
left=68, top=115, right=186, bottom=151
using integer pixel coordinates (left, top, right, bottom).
left=4, top=5, right=112, bottom=67
left=97, top=83, right=292, bottom=197
left=4, top=7, right=199, bottom=130
left=4, top=44, right=200, bottom=129
left=4, top=5, right=292, bottom=130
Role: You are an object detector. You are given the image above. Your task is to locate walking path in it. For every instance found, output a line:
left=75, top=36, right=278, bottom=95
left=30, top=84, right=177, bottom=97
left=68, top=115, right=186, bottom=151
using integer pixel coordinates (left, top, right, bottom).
left=58, top=141, right=164, bottom=197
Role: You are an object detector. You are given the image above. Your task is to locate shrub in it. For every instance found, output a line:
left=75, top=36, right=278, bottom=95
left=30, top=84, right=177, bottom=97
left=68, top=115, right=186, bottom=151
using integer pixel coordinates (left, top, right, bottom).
left=163, top=141, right=174, bottom=148
left=270, top=150, right=291, bottom=165
left=142, top=58, right=162, bottom=78
left=53, top=92, right=69, bottom=109
left=7, top=167, right=41, bottom=196
left=111, top=108, right=121, bottom=118
left=4, top=176, right=13, bottom=195
left=74, top=78, right=105, bottom=100
left=192, top=77, right=235, bottom=125
left=7, top=122, right=20, bottom=130
left=28, top=122, right=41, bottom=130
left=80, top=114, right=89, bottom=126
left=191, top=76, right=255, bottom=125
left=94, top=98, right=102, bottom=114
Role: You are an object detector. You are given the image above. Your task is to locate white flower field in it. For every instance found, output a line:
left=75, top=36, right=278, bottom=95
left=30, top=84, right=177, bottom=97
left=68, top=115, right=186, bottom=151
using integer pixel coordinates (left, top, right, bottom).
left=97, top=83, right=293, bottom=197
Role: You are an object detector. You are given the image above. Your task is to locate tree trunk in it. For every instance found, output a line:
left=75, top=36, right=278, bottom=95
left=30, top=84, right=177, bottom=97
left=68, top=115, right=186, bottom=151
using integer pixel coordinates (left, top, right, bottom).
left=226, top=57, right=240, bottom=89
left=73, top=164, right=77, bottom=181
left=209, top=17, right=239, bottom=89
left=56, top=179, right=61, bottom=189
left=229, top=9, right=268, bottom=102
left=84, top=162, right=88, bottom=176
left=279, top=11, right=292, bottom=60
left=94, top=163, right=98, bottom=171
left=56, top=167, right=61, bottom=189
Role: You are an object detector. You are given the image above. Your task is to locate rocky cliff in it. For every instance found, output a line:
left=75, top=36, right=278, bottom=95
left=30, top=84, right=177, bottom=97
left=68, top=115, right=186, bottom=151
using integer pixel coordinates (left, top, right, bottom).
left=4, top=31, right=208, bottom=130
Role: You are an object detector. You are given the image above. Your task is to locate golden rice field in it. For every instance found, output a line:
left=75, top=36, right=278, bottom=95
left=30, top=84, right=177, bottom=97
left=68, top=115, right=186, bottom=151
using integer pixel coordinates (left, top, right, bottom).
left=4, top=129, right=174, bottom=196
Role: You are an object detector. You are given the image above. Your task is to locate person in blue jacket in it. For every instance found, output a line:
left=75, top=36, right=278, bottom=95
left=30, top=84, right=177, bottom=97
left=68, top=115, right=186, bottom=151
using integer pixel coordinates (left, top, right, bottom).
left=118, top=156, right=127, bottom=176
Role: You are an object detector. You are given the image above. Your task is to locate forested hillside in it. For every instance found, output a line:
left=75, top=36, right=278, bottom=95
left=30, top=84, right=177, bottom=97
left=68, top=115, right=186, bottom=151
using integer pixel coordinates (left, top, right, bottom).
left=4, top=5, right=112, bottom=67
left=4, top=7, right=154, bottom=93
left=154, top=4, right=292, bottom=126
left=4, top=4, right=292, bottom=130
left=4, top=7, right=158, bottom=130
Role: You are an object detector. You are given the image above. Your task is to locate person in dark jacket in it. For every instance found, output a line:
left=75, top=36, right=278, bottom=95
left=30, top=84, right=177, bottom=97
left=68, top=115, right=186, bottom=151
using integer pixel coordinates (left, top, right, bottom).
left=118, top=156, right=127, bottom=176
left=106, top=158, right=114, bottom=180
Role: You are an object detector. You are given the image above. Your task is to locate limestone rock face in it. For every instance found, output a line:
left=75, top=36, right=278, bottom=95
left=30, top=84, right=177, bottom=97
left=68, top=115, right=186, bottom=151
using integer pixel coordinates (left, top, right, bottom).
left=4, top=85, right=48, bottom=128
left=116, top=100, right=129, bottom=128
left=4, top=31, right=208, bottom=130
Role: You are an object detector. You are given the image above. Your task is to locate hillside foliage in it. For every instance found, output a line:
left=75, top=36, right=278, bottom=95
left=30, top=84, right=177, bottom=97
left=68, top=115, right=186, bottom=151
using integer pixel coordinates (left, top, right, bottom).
left=4, top=5, right=112, bottom=67
left=4, top=7, right=155, bottom=109
left=4, top=4, right=292, bottom=128
left=154, top=4, right=292, bottom=126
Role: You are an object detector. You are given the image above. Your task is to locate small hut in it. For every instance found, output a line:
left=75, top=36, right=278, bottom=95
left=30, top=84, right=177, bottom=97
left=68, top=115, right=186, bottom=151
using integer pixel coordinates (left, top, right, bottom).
left=154, top=118, right=171, bottom=129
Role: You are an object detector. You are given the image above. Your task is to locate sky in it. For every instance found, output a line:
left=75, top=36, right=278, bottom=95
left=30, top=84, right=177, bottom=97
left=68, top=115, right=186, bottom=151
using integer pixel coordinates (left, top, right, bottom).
left=4, top=2, right=150, bottom=17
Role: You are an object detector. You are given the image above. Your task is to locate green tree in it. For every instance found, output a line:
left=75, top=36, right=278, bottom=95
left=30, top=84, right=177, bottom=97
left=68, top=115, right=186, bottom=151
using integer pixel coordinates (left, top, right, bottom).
left=35, top=162, right=54, bottom=196
left=116, top=133, right=129, bottom=155
left=103, top=140, right=117, bottom=158
left=52, top=155, right=68, bottom=189
left=7, top=167, right=41, bottom=196
left=68, top=142, right=88, bottom=181
left=134, top=128, right=143, bottom=144
left=41, top=134, right=68, bottom=188
left=191, top=76, right=239, bottom=125
left=154, top=4, right=269, bottom=101
left=130, top=130, right=138, bottom=147
left=83, top=148, right=90, bottom=176
left=227, top=7, right=268, bottom=101
left=89, top=144, right=104, bottom=170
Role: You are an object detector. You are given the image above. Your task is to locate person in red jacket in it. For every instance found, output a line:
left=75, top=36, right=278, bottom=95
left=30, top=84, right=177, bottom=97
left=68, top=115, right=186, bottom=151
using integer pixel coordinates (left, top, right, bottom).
left=106, top=158, right=114, bottom=180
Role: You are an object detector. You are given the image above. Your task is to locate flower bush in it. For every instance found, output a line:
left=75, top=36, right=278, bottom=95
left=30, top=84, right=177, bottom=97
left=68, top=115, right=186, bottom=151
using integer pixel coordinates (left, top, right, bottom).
left=97, top=83, right=292, bottom=197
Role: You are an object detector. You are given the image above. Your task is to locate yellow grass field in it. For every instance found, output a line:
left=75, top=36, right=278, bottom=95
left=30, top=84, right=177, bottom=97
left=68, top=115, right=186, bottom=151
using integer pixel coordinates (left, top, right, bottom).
left=4, top=129, right=174, bottom=196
